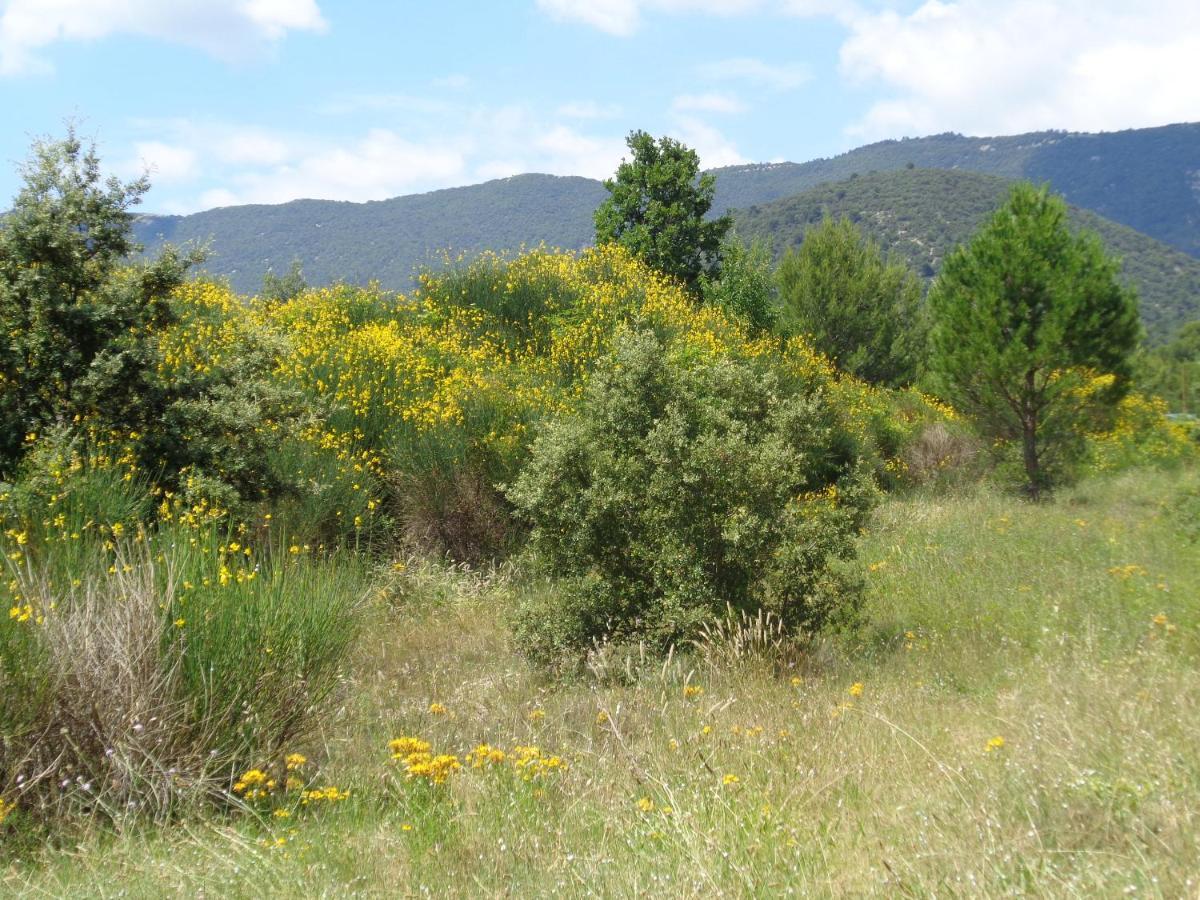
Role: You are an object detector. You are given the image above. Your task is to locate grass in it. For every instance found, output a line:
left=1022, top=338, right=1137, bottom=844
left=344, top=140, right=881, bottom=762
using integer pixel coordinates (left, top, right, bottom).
left=3, top=468, right=1199, bottom=897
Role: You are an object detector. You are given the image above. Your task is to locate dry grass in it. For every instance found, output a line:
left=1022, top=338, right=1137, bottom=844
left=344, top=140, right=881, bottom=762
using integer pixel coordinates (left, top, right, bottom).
left=4, top=470, right=1199, bottom=897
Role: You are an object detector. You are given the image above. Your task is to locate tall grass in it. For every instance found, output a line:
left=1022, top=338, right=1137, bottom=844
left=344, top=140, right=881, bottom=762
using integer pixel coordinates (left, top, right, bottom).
left=0, top=521, right=370, bottom=826
left=5, top=468, right=1198, bottom=896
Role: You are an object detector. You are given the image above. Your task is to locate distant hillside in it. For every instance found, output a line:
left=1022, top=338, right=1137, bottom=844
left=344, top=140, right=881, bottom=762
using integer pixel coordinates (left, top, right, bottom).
left=134, top=174, right=607, bottom=293
left=712, top=123, right=1200, bottom=257
left=128, top=123, right=1200, bottom=340
left=734, top=168, right=1200, bottom=342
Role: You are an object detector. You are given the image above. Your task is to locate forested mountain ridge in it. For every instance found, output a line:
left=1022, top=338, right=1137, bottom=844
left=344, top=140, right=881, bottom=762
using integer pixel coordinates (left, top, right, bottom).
left=133, top=174, right=607, bottom=292
left=734, top=168, right=1200, bottom=342
left=128, top=124, right=1200, bottom=340
left=711, top=122, right=1200, bottom=256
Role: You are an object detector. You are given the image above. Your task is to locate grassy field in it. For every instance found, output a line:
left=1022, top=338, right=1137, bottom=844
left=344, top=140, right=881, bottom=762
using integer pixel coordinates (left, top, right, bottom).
left=3, top=468, right=1198, bottom=897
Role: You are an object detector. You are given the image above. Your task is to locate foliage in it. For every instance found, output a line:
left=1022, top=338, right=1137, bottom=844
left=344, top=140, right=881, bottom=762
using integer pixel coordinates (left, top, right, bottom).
left=1137, top=320, right=1200, bottom=414
left=0, top=131, right=296, bottom=508
left=713, top=122, right=1200, bottom=257
left=735, top=168, right=1200, bottom=343
left=507, top=329, right=875, bottom=666
left=260, top=258, right=308, bottom=303
left=928, top=183, right=1142, bottom=497
left=1084, top=391, right=1197, bottom=473
left=0, top=483, right=368, bottom=823
left=699, top=234, right=777, bottom=332
left=594, top=131, right=732, bottom=291
left=776, top=215, right=925, bottom=385
left=0, top=130, right=185, bottom=473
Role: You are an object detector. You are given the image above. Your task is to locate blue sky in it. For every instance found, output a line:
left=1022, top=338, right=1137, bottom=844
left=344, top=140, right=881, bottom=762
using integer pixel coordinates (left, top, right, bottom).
left=1, top=0, right=1197, bottom=214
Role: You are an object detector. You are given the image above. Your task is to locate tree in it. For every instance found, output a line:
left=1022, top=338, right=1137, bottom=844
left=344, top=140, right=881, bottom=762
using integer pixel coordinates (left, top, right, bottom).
left=594, top=130, right=731, bottom=292
left=0, top=129, right=295, bottom=504
left=506, top=329, right=872, bottom=667
left=700, top=234, right=777, bottom=332
left=1137, top=320, right=1200, bottom=415
left=776, top=216, right=925, bottom=386
left=927, top=183, right=1141, bottom=497
left=0, top=127, right=198, bottom=473
left=261, top=258, right=308, bottom=303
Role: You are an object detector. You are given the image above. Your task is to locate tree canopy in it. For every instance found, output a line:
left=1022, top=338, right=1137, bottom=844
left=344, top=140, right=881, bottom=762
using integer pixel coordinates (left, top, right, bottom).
left=776, top=216, right=925, bottom=386
left=594, top=130, right=732, bottom=292
left=927, top=183, right=1141, bottom=497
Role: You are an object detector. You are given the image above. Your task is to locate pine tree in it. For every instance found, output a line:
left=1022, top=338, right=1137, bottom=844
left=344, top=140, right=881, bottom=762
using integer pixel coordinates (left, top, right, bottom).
left=927, top=183, right=1141, bottom=497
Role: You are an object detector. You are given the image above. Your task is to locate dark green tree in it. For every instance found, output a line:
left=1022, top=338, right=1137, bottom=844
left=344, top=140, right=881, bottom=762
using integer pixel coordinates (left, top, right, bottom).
left=1137, top=320, right=1200, bottom=415
left=0, top=129, right=297, bottom=504
left=776, top=216, right=925, bottom=386
left=927, top=183, right=1141, bottom=498
left=0, top=128, right=199, bottom=473
left=594, top=130, right=731, bottom=292
left=261, top=258, right=308, bottom=303
left=700, top=234, right=777, bottom=333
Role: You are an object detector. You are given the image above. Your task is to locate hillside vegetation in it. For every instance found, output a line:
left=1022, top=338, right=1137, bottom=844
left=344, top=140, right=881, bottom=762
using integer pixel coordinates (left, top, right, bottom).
left=712, top=122, right=1200, bottom=256
left=6, top=470, right=1200, bottom=896
left=133, top=174, right=606, bottom=293
left=131, top=125, right=1200, bottom=323
left=736, top=169, right=1200, bottom=342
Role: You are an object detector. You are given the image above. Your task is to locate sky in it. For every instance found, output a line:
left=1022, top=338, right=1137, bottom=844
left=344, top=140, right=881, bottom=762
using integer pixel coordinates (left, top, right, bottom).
left=1, top=0, right=1197, bottom=214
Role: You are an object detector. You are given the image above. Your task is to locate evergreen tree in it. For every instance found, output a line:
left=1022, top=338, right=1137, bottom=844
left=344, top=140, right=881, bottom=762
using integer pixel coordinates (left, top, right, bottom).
left=777, top=216, right=925, bottom=386
left=0, top=127, right=200, bottom=474
left=700, top=235, right=777, bottom=332
left=928, top=183, right=1141, bottom=497
left=594, top=130, right=731, bottom=292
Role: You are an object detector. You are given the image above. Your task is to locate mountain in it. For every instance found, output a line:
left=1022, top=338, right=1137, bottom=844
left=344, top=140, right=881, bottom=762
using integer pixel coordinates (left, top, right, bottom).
left=734, top=168, right=1200, bottom=342
left=711, top=123, right=1200, bottom=257
left=129, top=123, right=1200, bottom=339
left=134, top=174, right=607, bottom=293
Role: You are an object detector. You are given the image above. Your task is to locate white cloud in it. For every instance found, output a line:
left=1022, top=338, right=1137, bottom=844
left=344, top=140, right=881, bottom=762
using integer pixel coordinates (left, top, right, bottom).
left=672, top=92, right=745, bottom=114
left=840, top=0, right=1200, bottom=138
left=432, top=73, right=470, bottom=90
left=669, top=116, right=747, bottom=169
left=134, top=111, right=637, bottom=211
left=700, top=57, right=811, bottom=90
left=531, top=126, right=627, bottom=179
left=204, top=129, right=467, bottom=205
left=536, top=0, right=765, bottom=35
left=129, top=141, right=198, bottom=184
left=0, top=0, right=325, bottom=75
left=557, top=100, right=623, bottom=120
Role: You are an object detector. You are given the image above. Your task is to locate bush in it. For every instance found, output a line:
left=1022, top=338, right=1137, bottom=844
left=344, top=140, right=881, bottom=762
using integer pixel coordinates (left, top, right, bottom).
left=506, top=330, right=875, bottom=667
left=0, top=519, right=367, bottom=824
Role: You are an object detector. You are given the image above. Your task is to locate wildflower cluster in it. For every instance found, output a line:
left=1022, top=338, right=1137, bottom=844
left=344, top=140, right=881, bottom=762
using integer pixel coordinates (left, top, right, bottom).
left=389, top=737, right=461, bottom=785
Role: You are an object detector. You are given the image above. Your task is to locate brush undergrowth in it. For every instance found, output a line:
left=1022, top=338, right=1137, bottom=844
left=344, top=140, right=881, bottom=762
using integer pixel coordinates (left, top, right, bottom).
left=2, top=468, right=1197, bottom=897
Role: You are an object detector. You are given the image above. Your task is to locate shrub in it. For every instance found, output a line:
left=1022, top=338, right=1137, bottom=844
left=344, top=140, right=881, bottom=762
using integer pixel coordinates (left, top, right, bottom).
left=506, top=329, right=875, bottom=667
left=0, top=520, right=367, bottom=824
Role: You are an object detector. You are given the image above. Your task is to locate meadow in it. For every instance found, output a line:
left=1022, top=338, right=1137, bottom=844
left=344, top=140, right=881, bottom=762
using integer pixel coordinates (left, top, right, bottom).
left=1, top=241, right=1197, bottom=897
left=2, top=469, right=1198, bottom=897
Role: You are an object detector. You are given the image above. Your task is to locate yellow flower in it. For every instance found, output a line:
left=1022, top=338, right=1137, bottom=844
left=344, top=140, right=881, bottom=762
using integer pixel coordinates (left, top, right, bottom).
left=985, top=736, right=1006, bottom=753
left=637, top=796, right=654, bottom=812
left=848, top=682, right=864, bottom=697
left=595, top=710, right=609, bottom=725
left=428, top=702, right=448, bottom=716
left=527, top=708, right=546, bottom=722
left=173, top=617, right=186, bottom=628
left=722, top=773, right=740, bottom=786
left=683, top=684, right=704, bottom=699
left=285, top=753, right=307, bottom=770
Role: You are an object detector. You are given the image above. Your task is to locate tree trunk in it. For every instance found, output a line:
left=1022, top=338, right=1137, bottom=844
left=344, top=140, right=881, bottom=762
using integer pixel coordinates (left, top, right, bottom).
left=1022, top=370, right=1041, bottom=500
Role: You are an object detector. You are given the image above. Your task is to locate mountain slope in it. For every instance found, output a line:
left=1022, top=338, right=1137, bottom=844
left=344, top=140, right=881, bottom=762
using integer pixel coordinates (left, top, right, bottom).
left=134, top=174, right=607, bottom=293
left=734, top=168, right=1200, bottom=342
left=711, top=123, right=1200, bottom=256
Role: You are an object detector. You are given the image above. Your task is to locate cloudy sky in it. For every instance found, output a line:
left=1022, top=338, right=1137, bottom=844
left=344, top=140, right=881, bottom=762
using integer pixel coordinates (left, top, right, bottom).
left=1, top=0, right=1197, bottom=213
